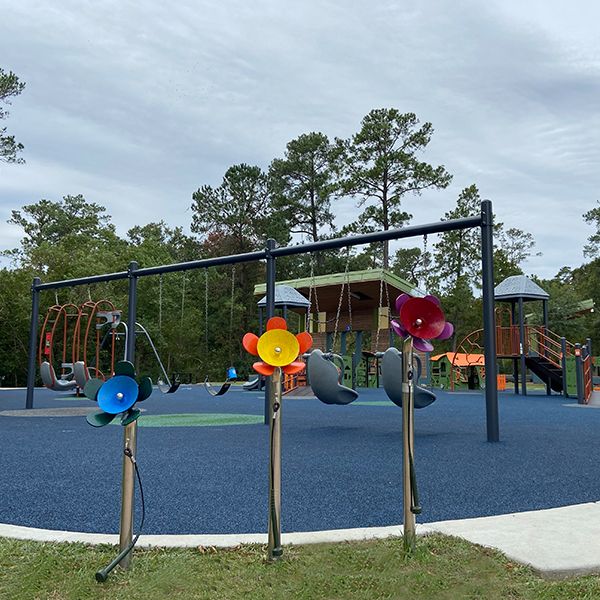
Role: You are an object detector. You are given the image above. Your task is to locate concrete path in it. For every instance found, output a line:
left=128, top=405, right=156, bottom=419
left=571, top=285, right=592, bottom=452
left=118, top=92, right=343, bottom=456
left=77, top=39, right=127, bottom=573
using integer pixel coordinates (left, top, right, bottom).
left=3, top=503, right=600, bottom=578
left=426, top=501, right=600, bottom=579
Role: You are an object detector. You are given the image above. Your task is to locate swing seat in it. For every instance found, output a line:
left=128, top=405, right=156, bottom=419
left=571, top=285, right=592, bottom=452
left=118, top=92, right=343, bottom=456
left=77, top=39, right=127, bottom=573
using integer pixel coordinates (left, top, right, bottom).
left=40, top=361, right=78, bottom=392
left=203, top=378, right=232, bottom=396
left=381, top=348, right=436, bottom=409
left=307, top=349, right=358, bottom=405
left=73, top=361, right=91, bottom=388
left=158, top=377, right=181, bottom=394
left=242, top=377, right=260, bottom=391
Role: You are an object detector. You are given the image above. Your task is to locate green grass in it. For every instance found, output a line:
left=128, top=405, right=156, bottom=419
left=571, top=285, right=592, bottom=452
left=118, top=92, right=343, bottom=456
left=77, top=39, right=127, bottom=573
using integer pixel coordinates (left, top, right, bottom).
left=1, top=535, right=600, bottom=599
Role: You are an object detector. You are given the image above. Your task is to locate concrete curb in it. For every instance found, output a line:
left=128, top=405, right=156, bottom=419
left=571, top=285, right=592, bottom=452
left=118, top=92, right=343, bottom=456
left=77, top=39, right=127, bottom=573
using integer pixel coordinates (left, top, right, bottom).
left=0, top=522, right=432, bottom=548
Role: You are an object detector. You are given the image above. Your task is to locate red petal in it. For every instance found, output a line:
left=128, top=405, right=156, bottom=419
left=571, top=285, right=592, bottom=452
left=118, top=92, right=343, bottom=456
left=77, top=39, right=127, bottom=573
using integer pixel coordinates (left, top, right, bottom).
left=296, top=331, right=313, bottom=354
left=266, top=317, right=287, bottom=331
left=253, top=362, right=275, bottom=376
left=283, top=361, right=306, bottom=375
left=242, top=333, right=259, bottom=355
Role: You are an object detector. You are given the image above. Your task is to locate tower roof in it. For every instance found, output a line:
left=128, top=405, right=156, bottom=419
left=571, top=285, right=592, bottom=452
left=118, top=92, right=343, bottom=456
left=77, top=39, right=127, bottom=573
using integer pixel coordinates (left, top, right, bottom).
left=257, top=285, right=310, bottom=309
left=494, top=275, right=549, bottom=302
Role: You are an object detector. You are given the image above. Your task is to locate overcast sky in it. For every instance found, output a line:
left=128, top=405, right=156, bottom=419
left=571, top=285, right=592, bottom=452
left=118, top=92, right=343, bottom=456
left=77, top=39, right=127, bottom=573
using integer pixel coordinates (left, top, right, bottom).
left=1, top=0, right=598, bottom=279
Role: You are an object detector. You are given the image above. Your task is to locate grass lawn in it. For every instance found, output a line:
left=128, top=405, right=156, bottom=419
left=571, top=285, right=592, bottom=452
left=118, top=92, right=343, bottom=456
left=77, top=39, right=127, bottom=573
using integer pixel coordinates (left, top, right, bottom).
left=1, top=534, right=599, bottom=599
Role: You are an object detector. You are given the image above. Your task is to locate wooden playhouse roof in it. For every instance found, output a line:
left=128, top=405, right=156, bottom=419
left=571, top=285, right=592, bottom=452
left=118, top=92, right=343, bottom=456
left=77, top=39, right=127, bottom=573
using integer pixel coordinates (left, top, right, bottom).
left=254, top=268, right=424, bottom=314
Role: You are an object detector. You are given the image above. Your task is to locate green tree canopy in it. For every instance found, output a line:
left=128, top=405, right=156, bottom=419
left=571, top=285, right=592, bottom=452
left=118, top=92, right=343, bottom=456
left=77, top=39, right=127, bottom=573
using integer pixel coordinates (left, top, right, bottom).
left=269, top=132, right=337, bottom=243
left=583, top=201, right=600, bottom=259
left=335, top=109, right=452, bottom=268
left=0, top=68, right=25, bottom=163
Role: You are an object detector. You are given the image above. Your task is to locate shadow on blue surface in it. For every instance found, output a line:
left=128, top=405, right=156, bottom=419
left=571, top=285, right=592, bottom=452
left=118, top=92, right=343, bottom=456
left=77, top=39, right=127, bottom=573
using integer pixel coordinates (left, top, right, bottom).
left=1, top=385, right=598, bottom=534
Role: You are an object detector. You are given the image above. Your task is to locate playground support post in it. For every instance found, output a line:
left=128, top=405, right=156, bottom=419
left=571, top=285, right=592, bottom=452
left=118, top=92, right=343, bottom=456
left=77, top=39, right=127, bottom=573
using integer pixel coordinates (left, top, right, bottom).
left=575, top=343, right=584, bottom=404
left=518, top=297, right=527, bottom=396
left=561, top=338, right=568, bottom=398
left=119, top=261, right=138, bottom=570
left=25, top=277, right=41, bottom=409
left=265, top=239, right=276, bottom=425
left=480, top=200, right=499, bottom=442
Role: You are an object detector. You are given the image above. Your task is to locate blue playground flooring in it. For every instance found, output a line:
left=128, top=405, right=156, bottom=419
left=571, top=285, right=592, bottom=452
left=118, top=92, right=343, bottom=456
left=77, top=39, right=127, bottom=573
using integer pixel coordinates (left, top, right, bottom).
left=1, top=385, right=599, bottom=535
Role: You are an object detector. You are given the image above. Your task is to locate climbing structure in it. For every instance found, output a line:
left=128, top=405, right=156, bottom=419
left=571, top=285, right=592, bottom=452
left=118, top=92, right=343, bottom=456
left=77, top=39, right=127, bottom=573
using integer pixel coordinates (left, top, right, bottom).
left=452, top=275, right=594, bottom=403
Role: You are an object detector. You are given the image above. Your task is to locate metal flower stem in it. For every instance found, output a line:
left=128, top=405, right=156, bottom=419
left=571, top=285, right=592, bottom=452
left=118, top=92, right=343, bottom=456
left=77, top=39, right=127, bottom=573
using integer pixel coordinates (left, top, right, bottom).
left=402, top=336, right=416, bottom=552
left=119, top=420, right=137, bottom=568
left=268, top=367, right=283, bottom=560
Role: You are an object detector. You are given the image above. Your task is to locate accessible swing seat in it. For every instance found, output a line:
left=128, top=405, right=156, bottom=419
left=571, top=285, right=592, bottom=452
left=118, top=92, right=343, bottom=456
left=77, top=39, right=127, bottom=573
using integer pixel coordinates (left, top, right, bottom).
left=40, top=361, right=78, bottom=392
left=307, top=349, right=359, bottom=405
left=381, top=347, right=436, bottom=409
left=204, top=366, right=237, bottom=397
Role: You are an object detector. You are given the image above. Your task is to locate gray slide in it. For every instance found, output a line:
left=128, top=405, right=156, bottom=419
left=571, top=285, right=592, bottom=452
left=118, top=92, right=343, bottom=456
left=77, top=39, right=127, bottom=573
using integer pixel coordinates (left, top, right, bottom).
left=381, top=348, right=436, bottom=409
left=307, top=349, right=358, bottom=405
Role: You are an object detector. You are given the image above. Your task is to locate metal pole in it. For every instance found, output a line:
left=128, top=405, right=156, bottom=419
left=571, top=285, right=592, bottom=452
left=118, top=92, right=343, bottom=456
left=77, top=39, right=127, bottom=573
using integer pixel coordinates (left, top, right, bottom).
left=268, top=367, right=283, bottom=560
left=561, top=337, right=568, bottom=398
left=575, top=343, right=584, bottom=404
left=25, top=278, right=41, bottom=409
left=518, top=297, right=527, bottom=396
left=119, top=260, right=138, bottom=570
left=265, top=239, right=276, bottom=425
left=402, top=337, right=416, bottom=551
left=480, top=200, right=499, bottom=442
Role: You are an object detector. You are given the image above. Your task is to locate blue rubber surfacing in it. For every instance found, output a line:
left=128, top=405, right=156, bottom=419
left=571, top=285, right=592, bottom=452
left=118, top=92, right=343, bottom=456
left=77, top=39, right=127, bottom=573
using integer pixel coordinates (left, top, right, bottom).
left=0, top=386, right=599, bottom=535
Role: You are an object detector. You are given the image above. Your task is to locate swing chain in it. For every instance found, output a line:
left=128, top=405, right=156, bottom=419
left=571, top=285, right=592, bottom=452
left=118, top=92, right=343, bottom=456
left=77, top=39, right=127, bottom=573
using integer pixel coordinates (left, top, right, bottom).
left=158, top=274, right=163, bottom=335
left=228, top=265, right=236, bottom=363
left=307, top=254, right=320, bottom=332
left=332, top=247, right=351, bottom=352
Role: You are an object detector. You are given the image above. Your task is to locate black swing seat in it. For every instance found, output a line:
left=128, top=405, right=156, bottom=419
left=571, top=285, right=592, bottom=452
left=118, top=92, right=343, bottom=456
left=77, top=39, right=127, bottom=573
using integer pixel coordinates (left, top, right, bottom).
left=307, top=349, right=359, bottom=405
left=203, top=377, right=233, bottom=397
left=381, top=347, right=436, bottom=409
left=158, top=377, right=181, bottom=394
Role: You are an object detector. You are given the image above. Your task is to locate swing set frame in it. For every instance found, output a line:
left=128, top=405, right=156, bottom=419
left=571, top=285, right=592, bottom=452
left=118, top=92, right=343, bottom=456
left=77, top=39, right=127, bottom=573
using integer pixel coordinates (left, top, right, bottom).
left=25, top=200, right=499, bottom=441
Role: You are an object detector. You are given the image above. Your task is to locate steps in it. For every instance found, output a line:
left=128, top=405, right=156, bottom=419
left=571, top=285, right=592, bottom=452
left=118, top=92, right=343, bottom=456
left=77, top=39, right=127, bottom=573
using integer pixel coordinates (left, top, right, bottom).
left=525, top=356, right=563, bottom=393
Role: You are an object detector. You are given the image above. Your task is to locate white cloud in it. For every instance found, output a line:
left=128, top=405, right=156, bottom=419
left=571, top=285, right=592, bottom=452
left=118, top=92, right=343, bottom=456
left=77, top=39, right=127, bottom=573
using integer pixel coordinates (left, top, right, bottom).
left=1, top=0, right=598, bottom=280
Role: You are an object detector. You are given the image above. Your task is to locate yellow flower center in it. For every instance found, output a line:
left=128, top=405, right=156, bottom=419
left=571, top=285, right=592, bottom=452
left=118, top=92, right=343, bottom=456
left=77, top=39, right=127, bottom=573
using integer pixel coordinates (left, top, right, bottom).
left=257, top=329, right=299, bottom=366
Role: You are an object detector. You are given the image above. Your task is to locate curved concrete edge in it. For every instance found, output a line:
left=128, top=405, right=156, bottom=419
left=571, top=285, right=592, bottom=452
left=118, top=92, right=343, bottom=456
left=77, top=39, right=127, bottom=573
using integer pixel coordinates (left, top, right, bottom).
left=0, top=522, right=432, bottom=548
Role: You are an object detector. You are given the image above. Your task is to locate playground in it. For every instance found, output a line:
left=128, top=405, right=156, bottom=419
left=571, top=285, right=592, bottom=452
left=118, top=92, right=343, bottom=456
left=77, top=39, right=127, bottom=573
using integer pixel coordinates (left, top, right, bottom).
left=2, top=384, right=599, bottom=536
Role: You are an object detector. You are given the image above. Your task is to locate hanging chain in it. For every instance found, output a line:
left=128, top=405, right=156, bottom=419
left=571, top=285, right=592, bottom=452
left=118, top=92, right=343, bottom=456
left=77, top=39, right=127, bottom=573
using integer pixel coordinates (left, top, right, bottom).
left=204, top=269, right=209, bottom=354
left=55, top=291, right=59, bottom=306
left=158, top=274, right=163, bottom=335
left=307, top=254, right=320, bottom=332
left=375, top=271, right=385, bottom=352
left=180, top=272, right=186, bottom=326
left=228, top=265, right=236, bottom=363
left=332, top=247, right=351, bottom=351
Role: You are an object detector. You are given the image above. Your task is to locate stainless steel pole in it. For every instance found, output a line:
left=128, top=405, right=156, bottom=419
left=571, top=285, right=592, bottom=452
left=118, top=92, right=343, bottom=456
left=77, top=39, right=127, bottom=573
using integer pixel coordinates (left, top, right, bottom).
left=268, top=367, right=283, bottom=560
left=402, top=337, right=416, bottom=551
left=119, top=261, right=138, bottom=569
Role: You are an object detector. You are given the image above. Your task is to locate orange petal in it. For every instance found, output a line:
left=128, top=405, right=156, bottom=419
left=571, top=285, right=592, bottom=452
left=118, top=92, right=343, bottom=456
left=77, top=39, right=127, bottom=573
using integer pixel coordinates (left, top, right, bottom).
left=266, top=316, right=287, bottom=331
left=253, top=361, right=275, bottom=376
left=295, top=331, right=313, bottom=354
left=282, top=361, right=305, bottom=375
left=242, top=332, right=259, bottom=356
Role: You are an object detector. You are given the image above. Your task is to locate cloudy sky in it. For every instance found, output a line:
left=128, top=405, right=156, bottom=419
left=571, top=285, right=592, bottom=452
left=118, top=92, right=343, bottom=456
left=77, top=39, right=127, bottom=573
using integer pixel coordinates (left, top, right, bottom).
left=1, top=0, right=598, bottom=279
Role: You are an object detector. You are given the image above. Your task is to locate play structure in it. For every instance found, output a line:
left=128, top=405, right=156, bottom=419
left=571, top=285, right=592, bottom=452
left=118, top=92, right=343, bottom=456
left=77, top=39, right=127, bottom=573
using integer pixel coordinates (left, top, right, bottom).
left=451, top=275, right=595, bottom=403
left=24, top=201, right=499, bottom=573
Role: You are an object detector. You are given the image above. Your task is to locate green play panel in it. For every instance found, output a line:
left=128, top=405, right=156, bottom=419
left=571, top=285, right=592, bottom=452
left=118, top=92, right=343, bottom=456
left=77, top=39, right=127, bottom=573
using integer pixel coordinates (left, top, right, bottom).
left=111, top=413, right=263, bottom=427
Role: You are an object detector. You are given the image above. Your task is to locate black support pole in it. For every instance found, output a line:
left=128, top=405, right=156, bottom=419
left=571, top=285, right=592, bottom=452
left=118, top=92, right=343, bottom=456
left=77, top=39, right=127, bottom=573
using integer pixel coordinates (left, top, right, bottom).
left=264, top=239, right=276, bottom=425
left=480, top=200, right=499, bottom=442
left=126, top=261, right=138, bottom=363
left=25, top=277, right=41, bottom=409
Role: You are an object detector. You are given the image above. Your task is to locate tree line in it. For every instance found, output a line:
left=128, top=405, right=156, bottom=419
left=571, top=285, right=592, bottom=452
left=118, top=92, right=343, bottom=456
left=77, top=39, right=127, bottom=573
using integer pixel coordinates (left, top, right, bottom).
left=1, top=68, right=598, bottom=386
